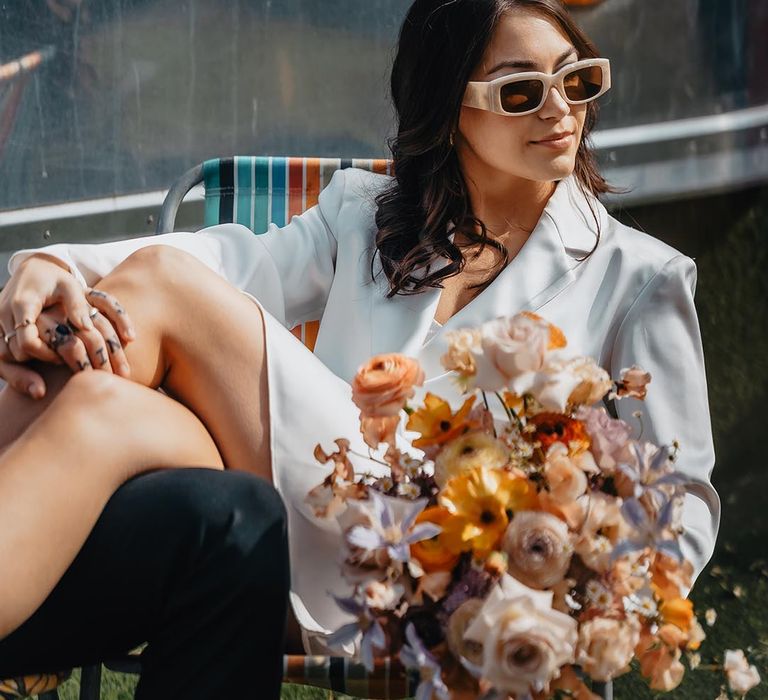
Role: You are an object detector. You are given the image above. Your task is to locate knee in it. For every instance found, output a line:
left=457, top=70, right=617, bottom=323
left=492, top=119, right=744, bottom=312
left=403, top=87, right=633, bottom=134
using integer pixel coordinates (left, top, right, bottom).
left=55, top=370, right=126, bottom=416
left=117, top=245, right=202, bottom=291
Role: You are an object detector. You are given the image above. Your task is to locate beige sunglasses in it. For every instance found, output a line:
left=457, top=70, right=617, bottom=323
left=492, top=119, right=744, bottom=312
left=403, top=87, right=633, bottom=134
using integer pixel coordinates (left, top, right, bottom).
left=463, top=58, right=611, bottom=116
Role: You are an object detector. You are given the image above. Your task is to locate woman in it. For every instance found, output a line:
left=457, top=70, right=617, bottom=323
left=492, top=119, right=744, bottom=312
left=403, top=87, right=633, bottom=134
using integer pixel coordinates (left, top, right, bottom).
left=0, top=0, right=718, bottom=672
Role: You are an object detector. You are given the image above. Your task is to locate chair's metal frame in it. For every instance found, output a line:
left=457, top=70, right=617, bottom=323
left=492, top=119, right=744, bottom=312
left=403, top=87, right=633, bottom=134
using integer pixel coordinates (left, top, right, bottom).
left=155, top=163, right=204, bottom=234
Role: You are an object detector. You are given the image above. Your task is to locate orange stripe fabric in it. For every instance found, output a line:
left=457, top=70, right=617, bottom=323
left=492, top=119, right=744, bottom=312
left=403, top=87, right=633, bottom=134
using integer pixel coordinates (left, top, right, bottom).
left=287, top=158, right=304, bottom=221
left=304, top=158, right=321, bottom=208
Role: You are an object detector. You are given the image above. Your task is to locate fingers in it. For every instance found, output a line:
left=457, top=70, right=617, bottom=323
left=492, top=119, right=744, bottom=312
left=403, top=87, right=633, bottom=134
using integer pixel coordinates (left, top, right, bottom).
left=89, top=309, right=131, bottom=378
left=3, top=297, right=60, bottom=364
left=36, top=307, right=131, bottom=379
left=57, top=281, right=99, bottom=335
left=85, top=288, right=136, bottom=345
left=37, top=312, right=96, bottom=375
left=0, top=360, right=46, bottom=399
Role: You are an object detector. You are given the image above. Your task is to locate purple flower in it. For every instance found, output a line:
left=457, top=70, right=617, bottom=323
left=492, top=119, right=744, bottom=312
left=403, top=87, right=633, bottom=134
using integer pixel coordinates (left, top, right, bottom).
left=346, top=491, right=441, bottom=565
left=617, top=442, right=687, bottom=506
left=327, top=594, right=387, bottom=671
left=613, top=496, right=683, bottom=562
left=399, top=623, right=450, bottom=700
left=438, top=564, right=494, bottom=625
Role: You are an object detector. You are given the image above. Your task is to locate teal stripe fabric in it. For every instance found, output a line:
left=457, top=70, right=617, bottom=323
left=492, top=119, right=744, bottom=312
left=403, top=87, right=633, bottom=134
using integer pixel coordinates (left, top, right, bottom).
left=235, top=157, right=253, bottom=227
left=271, top=157, right=287, bottom=227
left=253, top=158, right=270, bottom=233
left=202, top=158, right=222, bottom=228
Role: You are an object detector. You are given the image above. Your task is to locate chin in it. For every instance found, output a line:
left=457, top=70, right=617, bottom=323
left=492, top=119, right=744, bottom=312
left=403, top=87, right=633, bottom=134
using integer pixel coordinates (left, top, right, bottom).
left=537, top=155, right=577, bottom=181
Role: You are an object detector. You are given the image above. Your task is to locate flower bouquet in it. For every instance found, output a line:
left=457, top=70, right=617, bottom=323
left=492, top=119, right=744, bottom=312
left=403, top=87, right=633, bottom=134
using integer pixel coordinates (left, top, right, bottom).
left=306, top=312, right=760, bottom=699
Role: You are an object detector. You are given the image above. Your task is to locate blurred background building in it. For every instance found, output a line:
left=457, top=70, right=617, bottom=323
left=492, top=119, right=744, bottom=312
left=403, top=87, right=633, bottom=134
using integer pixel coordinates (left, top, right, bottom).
left=0, top=0, right=766, bottom=256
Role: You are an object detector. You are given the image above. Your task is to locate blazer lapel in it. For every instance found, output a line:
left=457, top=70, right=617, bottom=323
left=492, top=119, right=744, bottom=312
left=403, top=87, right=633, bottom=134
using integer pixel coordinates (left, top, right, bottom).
left=369, top=262, right=444, bottom=358
left=370, top=176, right=604, bottom=376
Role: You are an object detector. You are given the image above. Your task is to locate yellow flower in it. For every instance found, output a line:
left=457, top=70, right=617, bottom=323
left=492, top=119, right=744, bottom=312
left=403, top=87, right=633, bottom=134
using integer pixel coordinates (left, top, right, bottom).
left=439, top=467, right=538, bottom=557
left=434, top=430, right=509, bottom=487
left=406, top=393, right=477, bottom=448
left=660, top=597, right=694, bottom=633
left=410, top=506, right=461, bottom=573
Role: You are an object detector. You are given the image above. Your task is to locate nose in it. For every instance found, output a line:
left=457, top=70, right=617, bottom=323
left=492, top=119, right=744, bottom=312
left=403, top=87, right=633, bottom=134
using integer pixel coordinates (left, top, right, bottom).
left=538, top=85, right=570, bottom=120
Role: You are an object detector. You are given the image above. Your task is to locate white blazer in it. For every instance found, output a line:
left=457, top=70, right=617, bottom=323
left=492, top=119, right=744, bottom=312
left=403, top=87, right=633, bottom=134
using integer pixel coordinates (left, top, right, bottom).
left=9, top=168, right=719, bottom=589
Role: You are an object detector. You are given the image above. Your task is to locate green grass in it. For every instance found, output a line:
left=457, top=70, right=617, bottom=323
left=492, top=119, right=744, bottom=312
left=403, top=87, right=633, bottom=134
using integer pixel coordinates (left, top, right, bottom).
left=41, top=189, right=768, bottom=698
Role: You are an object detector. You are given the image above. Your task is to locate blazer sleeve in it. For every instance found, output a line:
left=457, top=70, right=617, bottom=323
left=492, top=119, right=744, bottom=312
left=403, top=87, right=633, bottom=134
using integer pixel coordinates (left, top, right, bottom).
left=610, top=254, right=720, bottom=583
left=7, top=171, right=347, bottom=330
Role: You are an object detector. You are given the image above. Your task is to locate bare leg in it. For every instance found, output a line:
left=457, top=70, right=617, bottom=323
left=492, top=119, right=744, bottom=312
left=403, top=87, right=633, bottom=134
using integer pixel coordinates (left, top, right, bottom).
left=0, top=370, right=223, bottom=639
left=0, top=245, right=281, bottom=637
left=0, top=245, right=272, bottom=479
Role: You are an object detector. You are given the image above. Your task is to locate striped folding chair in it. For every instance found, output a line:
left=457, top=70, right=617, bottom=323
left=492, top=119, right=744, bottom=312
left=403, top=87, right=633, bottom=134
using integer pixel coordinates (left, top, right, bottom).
left=156, top=156, right=393, bottom=352
left=0, top=156, right=613, bottom=699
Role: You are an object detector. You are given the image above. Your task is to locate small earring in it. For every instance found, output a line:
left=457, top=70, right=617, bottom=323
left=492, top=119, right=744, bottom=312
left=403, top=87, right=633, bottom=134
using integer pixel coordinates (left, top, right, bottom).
left=449, top=132, right=455, bottom=147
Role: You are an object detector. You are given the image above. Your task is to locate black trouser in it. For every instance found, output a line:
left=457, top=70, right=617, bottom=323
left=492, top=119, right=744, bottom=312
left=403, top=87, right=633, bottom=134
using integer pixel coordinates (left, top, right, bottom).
left=0, top=468, right=290, bottom=699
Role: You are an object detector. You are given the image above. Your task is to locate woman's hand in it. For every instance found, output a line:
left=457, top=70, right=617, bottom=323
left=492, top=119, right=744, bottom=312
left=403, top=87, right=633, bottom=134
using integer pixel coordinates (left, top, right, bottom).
left=34, top=300, right=133, bottom=377
left=0, top=254, right=135, bottom=398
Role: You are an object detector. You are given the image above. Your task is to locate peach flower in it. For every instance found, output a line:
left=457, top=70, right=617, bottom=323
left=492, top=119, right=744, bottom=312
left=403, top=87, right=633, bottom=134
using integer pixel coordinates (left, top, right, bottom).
left=650, top=551, right=694, bottom=600
left=352, top=353, right=425, bottom=417
left=545, top=665, right=602, bottom=700
left=564, top=356, right=613, bottom=406
left=724, top=649, right=761, bottom=695
left=544, top=443, right=589, bottom=503
left=635, top=624, right=686, bottom=691
left=352, top=353, right=424, bottom=448
left=441, top=328, right=482, bottom=377
left=614, top=365, right=652, bottom=400
left=576, top=616, right=641, bottom=681
left=501, top=511, right=573, bottom=590
left=574, top=492, right=628, bottom=573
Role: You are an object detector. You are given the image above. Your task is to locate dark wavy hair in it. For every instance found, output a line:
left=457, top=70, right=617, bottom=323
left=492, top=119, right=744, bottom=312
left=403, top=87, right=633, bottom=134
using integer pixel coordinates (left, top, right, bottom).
left=373, top=0, right=616, bottom=298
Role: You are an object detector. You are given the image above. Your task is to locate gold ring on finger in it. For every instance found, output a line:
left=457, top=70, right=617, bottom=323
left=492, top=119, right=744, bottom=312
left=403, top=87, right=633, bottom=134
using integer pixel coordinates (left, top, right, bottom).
left=2, top=330, right=16, bottom=344
left=88, top=307, right=99, bottom=318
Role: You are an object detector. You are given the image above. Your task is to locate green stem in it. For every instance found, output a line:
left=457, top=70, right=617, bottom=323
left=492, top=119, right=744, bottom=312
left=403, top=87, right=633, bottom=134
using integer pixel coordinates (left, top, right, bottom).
left=495, top=391, right=524, bottom=432
left=481, top=391, right=497, bottom=438
left=348, top=448, right=390, bottom=468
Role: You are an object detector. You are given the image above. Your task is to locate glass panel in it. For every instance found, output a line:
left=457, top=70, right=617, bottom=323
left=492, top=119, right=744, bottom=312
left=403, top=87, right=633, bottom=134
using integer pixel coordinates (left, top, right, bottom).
left=1, top=0, right=765, bottom=212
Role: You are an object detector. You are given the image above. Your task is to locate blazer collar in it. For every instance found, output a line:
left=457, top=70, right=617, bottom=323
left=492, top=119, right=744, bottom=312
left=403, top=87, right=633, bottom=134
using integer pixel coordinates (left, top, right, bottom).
left=369, top=175, right=605, bottom=374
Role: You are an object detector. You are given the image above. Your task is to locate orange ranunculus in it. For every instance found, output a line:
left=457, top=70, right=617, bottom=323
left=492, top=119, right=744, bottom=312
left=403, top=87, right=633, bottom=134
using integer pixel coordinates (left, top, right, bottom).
left=410, top=506, right=461, bottom=573
left=650, top=552, right=694, bottom=601
left=526, top=412, right=591, bottom=454
left=544, top=665, right=602, bottom=700
left=520, top=311, right=567, bottom=350
left=352, top=353, right=424, bottom=418
left=406, top=393, right=477, bottom=448
left=660, top=597, right=694, bottom=632
left=635, top=626, right=686, bottom=691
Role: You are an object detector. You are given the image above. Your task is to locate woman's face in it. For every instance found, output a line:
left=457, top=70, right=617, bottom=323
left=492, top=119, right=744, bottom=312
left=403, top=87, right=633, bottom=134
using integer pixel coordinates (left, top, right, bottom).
left=457, top=9, right=587, bottom=184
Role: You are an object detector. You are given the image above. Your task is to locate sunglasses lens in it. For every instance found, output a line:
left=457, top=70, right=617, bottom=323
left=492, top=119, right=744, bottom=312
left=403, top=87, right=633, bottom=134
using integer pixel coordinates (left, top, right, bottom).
left=562, top=65, right=604, bottom=102
left=500, top=79, right=545, bottom=114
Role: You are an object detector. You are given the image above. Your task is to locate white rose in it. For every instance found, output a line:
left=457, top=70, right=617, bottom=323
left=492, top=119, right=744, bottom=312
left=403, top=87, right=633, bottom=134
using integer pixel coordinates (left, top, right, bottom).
left=464, top=574, right=577, bottom=695
left=473, top=314, right=552, bottom=392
